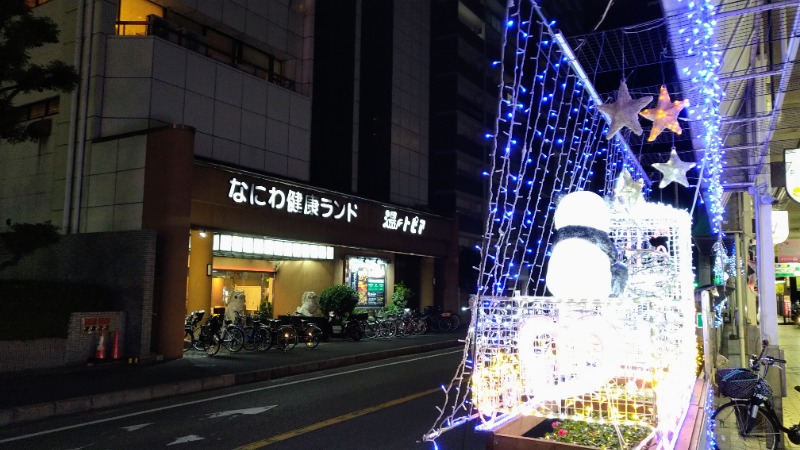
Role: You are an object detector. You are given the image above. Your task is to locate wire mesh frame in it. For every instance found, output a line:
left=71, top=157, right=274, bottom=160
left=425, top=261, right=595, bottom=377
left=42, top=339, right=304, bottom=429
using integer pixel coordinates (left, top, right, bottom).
left=477, top=4, right=648, bottom=300
left=472, top=202, right=697, bottom=444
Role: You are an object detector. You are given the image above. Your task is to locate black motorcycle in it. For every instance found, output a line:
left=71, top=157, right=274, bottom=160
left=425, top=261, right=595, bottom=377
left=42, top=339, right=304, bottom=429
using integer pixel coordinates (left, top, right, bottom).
left=328, top=312, right=365, bottom=341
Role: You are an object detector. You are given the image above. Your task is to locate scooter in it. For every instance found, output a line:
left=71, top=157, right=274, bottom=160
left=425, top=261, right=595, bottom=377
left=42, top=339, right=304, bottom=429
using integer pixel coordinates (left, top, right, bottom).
left=328, top=312, right=364, bottom=341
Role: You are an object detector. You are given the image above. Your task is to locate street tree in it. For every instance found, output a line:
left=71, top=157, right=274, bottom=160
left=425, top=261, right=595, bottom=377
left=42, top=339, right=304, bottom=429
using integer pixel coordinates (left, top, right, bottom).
left=0, top=0, right=79, bottom=143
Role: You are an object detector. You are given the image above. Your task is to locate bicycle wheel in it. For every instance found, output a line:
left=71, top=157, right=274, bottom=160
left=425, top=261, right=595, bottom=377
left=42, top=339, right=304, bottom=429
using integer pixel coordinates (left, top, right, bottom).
left=427, top=317, right=441, bottom=332
left=254, top=328, right=271, bottom=351
left=191, top=328, right=204, bottom=351
left=711, top=401, right=779, bottom=450
left=276, top=326, right=297, bottom=351
left=203, top=334, right=221, bottom=356
left=183, top=330, right=193, bottom=352
left=224, top=328, right=245, bottom=352
left=303, top=325, right=322, bottom=349
left=449, top=314, right=461, bottom=330
left=363, top=320, right=378, bottom=339
left=413, top=318, right=428, bottom=335
left=242, top=327, right=256, bottom=351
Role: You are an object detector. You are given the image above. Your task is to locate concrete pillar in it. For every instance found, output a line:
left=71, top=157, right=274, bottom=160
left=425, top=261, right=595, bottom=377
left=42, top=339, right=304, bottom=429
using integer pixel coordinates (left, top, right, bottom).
left=755, top=191, right=778, bottom=345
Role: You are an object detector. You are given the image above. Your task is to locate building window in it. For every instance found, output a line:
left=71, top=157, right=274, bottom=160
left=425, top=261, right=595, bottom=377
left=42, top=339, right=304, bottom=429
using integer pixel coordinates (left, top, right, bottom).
left=116, top=0, right=163, bottom=36
left=17, top=97, right=59, bottom=122
left=115, top=0, right=295, bottom=91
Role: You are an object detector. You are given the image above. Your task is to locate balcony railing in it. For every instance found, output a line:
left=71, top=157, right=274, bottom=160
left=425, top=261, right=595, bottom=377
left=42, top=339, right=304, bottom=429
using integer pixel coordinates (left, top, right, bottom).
left=115, top=15, right=296, bottom=92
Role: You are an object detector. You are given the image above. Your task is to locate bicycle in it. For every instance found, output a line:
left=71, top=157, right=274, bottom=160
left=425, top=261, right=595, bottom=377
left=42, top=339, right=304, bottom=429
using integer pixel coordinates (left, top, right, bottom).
left=711, top=339, right=800, bottom=449
left=183, top=310, right=205, bottom=352
left=262, top=318, right=298, bottom=351
left=231, top=311, right=271, bottom=351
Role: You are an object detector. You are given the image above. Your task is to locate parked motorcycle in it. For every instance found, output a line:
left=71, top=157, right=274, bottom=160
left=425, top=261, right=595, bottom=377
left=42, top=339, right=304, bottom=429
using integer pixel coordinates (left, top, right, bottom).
left=328, top=312, right=364, bottom=341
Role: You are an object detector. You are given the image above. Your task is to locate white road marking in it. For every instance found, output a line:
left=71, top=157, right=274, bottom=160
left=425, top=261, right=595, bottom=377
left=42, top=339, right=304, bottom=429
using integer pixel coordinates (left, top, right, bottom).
left=167, top=435, right=204, bottom=445
left=121, top=423, right=153, bottom=431
left=0, top=348, right=462, bottom=444
left=207, top=406, right=276, bottom=418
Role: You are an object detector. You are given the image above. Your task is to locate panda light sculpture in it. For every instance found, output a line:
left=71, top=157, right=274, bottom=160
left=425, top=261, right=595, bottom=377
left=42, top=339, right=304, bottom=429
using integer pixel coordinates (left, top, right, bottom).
left=546, top=191, right=627, bottom=298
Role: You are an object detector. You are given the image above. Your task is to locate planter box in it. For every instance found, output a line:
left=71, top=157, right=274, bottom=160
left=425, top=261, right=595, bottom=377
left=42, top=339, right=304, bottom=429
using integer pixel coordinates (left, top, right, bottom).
left=487, top=416, right=597, bottom=450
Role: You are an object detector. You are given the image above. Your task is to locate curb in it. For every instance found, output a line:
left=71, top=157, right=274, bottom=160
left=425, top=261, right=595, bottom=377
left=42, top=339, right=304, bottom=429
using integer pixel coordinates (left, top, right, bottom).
left=0, top=339, right=463, bottom=427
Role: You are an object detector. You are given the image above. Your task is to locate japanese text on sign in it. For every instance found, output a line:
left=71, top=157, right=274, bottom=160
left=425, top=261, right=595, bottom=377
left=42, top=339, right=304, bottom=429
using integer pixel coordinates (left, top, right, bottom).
left=382, top=210, right=426, bottom=235
left=228, top=178, right=359, bottom=222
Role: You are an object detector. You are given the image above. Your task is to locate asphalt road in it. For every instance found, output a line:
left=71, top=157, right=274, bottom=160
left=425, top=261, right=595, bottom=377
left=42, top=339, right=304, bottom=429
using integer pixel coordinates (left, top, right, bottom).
left=0, top=348, right=487, bottom=450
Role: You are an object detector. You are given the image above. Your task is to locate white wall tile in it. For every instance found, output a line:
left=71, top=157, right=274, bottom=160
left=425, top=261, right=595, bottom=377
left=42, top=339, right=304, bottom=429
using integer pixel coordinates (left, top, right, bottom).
left=186, top=53, right=216, bottom=95
left=85, top=206, right=114, bottom=232
left=215, top=66, right=243, bottom=106
left=113, top=203, right=143, bottom=231
left=241, top=110, right=266, bottom=148
left=266, top=86, right=291, bottom=121
left=212, top=137, right=240, bottom=165
left=105, top=38, right=153, bottom=78
left=184, top=91, right=214, bottom=133
left=265, top=118, right=289, bottom=155
left=242, top=76, right=268, bottom=114
left=265, top=151, right=288, bottom=176
left=240, top=144, right=265, bottom=170
left=223, top=2, right=247, bottom=33
left=114, top=169, right=145, bottom=204
left=194, top=132, right=213, bottom=158
left=289, top=96, right=311, bottom=130
left=102, top=78, right=151, bottom=118
left=288, top=126, right=309, bottom=161
left=213, top=101, right=241, bottom=141
left=287, top=157, right=308, bottom=181
left=117, top=135, right=147, bottom=171
left=89, top=140, right=118, bottom=175
left=87, top=173, right=116, bottom=207
left=150, top=80, right=186, bottom=124
left=152, top=40, right=188, bottom=87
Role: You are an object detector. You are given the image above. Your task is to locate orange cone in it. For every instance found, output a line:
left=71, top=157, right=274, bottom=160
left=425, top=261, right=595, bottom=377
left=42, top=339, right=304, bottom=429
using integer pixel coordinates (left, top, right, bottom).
left=111, top=330, right=121, bottom=360
left=95, top=331, right=107, bottom=360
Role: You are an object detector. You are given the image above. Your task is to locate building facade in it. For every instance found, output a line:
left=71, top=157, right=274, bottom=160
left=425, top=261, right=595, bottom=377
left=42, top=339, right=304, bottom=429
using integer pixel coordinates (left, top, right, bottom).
left=1, top=0, right=458, bottom=360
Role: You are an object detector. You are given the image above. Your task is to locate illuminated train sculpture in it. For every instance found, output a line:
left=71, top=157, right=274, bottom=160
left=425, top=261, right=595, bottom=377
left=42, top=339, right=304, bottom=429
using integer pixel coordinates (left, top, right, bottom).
left=472, top=200, right=696, bottom=449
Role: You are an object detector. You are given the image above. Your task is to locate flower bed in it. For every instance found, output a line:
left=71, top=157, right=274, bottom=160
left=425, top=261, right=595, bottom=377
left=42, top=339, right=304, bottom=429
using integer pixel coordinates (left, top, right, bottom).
left=487, top=416, right=652, bottom=450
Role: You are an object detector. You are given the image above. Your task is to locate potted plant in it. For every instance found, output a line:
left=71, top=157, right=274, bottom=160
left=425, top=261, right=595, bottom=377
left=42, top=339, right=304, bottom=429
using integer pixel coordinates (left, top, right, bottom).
left=319, top=284, right=359, bottom=335
left=384, top=282, right=413, bottom=316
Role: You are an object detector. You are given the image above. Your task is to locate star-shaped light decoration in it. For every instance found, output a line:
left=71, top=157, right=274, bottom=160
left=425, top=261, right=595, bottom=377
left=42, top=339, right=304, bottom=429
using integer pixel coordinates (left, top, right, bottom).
left=597, top=80, right=653, bottom=140
left=652, top=148, right=696, bottom=188
left=639, top=85, right=689, bottom=142
left=612, top=169, right=645, bottom=209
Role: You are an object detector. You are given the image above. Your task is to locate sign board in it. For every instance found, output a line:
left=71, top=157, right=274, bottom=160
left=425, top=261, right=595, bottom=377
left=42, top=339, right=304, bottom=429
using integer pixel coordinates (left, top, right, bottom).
left=786, top=148, right=800, bottom=203
left=775, top=262, right=800, bottom=277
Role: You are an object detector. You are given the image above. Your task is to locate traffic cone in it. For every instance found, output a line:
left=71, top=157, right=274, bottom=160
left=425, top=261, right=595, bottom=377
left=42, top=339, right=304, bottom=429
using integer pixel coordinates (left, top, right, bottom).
left=95, top=331, right=107, bottom=360
left=111, top=330, right=121, bottom=360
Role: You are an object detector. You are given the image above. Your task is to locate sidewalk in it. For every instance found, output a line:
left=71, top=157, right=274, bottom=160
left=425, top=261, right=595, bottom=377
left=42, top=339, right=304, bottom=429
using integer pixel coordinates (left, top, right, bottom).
left=0, top=331, right=466, bottom=427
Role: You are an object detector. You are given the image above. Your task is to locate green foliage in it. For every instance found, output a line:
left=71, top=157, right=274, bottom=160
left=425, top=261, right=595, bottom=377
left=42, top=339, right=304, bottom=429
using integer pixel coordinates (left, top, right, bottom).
left=0, top=221, right=60, bottom=271
left=0, top=0, right=79, bottom=143
left=384, top=282, right=413, bottom=316
left=542, top=419, right=651, bottom=449
left=259, top=298, right=273, bottom=318
left=0, top=280, right=114, bottom=340
left=318, top=284, right=358, bottom=316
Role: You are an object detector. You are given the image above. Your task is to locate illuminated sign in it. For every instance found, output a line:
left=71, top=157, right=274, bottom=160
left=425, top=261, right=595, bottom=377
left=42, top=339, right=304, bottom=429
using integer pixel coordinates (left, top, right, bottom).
left=382, top=210, right=426, bottom=235
left=228, top=177, right=358, bottom=222
left=786, top=148, right=800, bottom=203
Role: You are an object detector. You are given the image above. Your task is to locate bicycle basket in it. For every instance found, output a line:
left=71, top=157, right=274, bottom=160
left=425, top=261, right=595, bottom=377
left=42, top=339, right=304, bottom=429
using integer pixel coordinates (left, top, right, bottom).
left=717, top=368, right=759, bottom=398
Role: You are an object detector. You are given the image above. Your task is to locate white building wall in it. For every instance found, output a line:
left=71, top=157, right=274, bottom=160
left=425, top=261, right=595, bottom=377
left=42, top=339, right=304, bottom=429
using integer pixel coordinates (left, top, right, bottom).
left=102, top=36, right=312, bottom=181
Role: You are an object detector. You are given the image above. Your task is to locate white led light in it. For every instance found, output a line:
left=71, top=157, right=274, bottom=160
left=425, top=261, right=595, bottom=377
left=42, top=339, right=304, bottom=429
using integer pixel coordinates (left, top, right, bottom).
left=253, top=238, right=263, bottom=254
left=242, top=237, right=253, bottom=253
left=219, top=234, right=232, bottom=251
left=231, top=236, right=243, bottom=253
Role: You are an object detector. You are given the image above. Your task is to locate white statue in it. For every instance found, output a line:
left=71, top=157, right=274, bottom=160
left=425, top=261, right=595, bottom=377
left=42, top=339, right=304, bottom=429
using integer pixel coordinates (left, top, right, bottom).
left=296, top=291, right=319, bottom=316
left=225, top=289, right=246, bottom=323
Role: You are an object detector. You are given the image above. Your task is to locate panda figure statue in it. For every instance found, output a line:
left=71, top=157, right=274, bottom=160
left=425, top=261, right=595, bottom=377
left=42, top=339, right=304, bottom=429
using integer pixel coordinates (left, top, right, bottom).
left=545, top=190, right=627, bottom=298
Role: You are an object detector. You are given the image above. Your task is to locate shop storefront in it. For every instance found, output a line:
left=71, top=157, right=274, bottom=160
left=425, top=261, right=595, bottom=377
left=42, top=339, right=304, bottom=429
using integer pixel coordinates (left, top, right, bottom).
left=186, top=161, right=458, bottom=320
